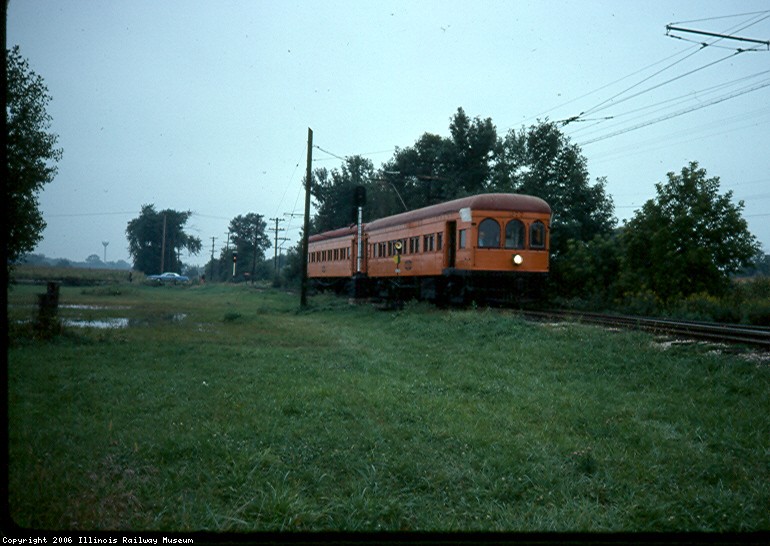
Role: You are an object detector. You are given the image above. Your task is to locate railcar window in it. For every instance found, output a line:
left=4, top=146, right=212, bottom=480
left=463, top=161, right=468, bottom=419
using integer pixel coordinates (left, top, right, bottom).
left=437, top=232, right=443, bottom=251
left=459, top=229, right=467, bottom=249
left=409, top=236, right=419, bottom=254
left=505, top=220, right=525, bottom=249
left=424, top=234, right=434, bottom=252
left=530, top=221, right=546, bottom=249
left=478, top=218, right=501, bottom=248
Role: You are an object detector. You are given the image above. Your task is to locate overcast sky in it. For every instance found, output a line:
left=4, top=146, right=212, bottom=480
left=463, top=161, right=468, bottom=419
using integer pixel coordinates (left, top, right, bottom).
left=7, top=0, right=770, bottom=267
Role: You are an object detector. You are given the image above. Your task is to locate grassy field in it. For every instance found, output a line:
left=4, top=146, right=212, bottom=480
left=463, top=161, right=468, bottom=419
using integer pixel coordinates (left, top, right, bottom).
left=6, top=281, right=770, bottom=533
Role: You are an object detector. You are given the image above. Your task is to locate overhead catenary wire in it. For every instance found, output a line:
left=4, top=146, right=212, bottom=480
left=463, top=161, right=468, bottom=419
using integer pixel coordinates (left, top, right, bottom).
left=669, top=10, right=770, bottom=25
left=577, top=80, right=770, bottom=146
left=578, top=49, right=746, bottom=121
left=272, top=146, right=307, bottom=220
left=568, top=74, right=770, bottom=141
left=513, top=47, right=703, bottom=129
left=665, top=12, right=770, bottom=50
left=558, top=11, right=769, bottom=127
left=566, top=69, right=770, bottom=137
left=583, top=105, right=770, bottom=164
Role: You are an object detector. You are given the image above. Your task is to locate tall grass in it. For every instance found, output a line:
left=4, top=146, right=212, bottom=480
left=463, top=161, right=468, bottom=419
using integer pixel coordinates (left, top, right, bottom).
left=6, top=284, right=770, bottom=532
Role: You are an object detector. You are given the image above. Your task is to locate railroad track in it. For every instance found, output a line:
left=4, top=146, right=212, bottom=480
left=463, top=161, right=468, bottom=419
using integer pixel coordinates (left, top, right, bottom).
left=519, top=310, right=770, bottom=349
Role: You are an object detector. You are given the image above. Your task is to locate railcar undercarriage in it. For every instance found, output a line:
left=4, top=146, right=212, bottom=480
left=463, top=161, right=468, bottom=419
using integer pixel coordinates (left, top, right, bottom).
left=311, top=271, right=547, bottom=307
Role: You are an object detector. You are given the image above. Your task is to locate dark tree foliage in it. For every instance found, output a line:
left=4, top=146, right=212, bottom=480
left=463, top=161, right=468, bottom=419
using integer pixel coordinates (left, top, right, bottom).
left=381, top=108, right=498, bottom=210
left=223, top=213, right=270, bottom=280
left=492, top=121, right=616, bottom=259
left=448, top=107, right=498, bottom=196
left=379, top=132, right=454, bottom=212
left=555, top=232, right=623, bottom=303
left=311, top=156, right=376, bottom=233
left=6, top=46, right=63, bottom=274
left=620, top=162, right=760, bottom=300
left=126, top=205, right=202, bottom=275
left=310, top=108, right=500, bottom=232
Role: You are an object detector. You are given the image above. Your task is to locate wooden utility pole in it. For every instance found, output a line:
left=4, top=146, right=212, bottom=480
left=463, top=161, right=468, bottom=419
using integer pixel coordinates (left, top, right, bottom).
left=209, top=236, right=216, bottom=281
left=300, top=128, right=313, bottom=307
left=269, top=217, right=286, bottom=271
left=250, top=214, right=263, bottom=284
left=160, top=213, right=167, bottom=273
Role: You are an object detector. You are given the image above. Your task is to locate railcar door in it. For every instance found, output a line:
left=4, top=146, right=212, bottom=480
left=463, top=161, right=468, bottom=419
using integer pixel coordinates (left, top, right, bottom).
left=446, top=221, right=456, bottom=268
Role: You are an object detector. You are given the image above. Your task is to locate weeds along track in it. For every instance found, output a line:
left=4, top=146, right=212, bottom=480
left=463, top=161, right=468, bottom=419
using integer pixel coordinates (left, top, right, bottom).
left=519, top=310, right=770, bottom=349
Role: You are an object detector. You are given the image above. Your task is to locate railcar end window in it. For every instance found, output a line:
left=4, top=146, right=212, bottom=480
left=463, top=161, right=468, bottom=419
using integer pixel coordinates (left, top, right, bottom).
left=478, top=218, right=501, bottom=248
left=530, top=221, right=546, bottom=249
left=505, top=220, right=525, bottom=249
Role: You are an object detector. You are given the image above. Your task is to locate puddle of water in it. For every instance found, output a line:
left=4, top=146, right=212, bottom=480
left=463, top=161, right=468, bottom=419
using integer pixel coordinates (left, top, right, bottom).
left=67, top=313, right=187, bottom=329
left=63, top=318, right=130, bottom=329
left=60, top=304, right=130, bottom=310
left=17, top=313, right=189, bottom=330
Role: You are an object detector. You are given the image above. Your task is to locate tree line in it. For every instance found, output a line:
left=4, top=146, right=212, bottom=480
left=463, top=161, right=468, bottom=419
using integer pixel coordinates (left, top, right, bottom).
left=124, top=206, right=273, bottom=282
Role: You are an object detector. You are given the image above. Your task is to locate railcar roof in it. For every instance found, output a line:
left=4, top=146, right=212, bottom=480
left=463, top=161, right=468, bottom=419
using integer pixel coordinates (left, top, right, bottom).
left=308, top=225, right=358, bottom=243
left=366, top=193, right=551, bottom=232
left=308, top=193, right=551, bottom=242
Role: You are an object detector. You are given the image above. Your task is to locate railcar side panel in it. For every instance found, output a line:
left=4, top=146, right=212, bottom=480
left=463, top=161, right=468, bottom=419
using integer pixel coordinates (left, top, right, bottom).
left=307, top=227, right=357, bottom=279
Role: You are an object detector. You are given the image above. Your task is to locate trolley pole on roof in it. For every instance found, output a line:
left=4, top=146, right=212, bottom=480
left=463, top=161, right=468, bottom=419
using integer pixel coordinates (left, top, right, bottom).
left=300, top=128, right=313, bottom=308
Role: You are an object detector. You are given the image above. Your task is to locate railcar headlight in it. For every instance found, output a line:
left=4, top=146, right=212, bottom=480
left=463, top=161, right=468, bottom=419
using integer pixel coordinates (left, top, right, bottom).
left=512, top=254, right=524, bottom=266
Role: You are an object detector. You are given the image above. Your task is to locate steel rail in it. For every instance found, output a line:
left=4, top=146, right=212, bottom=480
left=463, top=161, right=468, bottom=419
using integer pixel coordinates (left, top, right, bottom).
left=519, top=310, right=770, bottom=349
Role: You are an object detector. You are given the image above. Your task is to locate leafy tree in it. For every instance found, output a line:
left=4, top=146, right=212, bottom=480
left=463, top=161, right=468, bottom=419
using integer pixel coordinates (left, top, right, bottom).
left=381, top=133, right=456, bottom=212
left=739, top=251, right=770, bottom=277
left=279, top=245, right=302, bottom=288
left=224, top=213, right=270, bottom=281
left=380, top=108, right=498, bottom=212
left=6, top=46, right=63, bottom=277
left=556, top=232, right=622, bottom=303
left=311, top=156, right=376, bottom=233
left=492, top=121, right=616, bottom=259
left=447, top=107, right=498, bottom=196
left=620, top=162, right=760, bottom=301
left=126, top=205, right=202, bottom=274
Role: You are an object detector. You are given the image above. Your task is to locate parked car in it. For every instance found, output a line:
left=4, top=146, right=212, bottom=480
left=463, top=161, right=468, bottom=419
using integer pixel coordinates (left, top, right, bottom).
left=147, top=272, right=190, bottom=284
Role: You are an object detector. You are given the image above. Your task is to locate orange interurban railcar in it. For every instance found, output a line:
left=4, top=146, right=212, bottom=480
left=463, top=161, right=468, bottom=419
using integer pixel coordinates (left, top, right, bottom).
left=307, top=193, right=551, bottom=305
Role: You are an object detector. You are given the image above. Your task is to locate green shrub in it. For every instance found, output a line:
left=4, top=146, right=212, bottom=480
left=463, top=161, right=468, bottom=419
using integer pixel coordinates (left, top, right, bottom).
left=672, top=292, right=740, bottom=323
left=616, top=290, right=661, bottom=316
left=744, top=302, right=770, bottom=326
